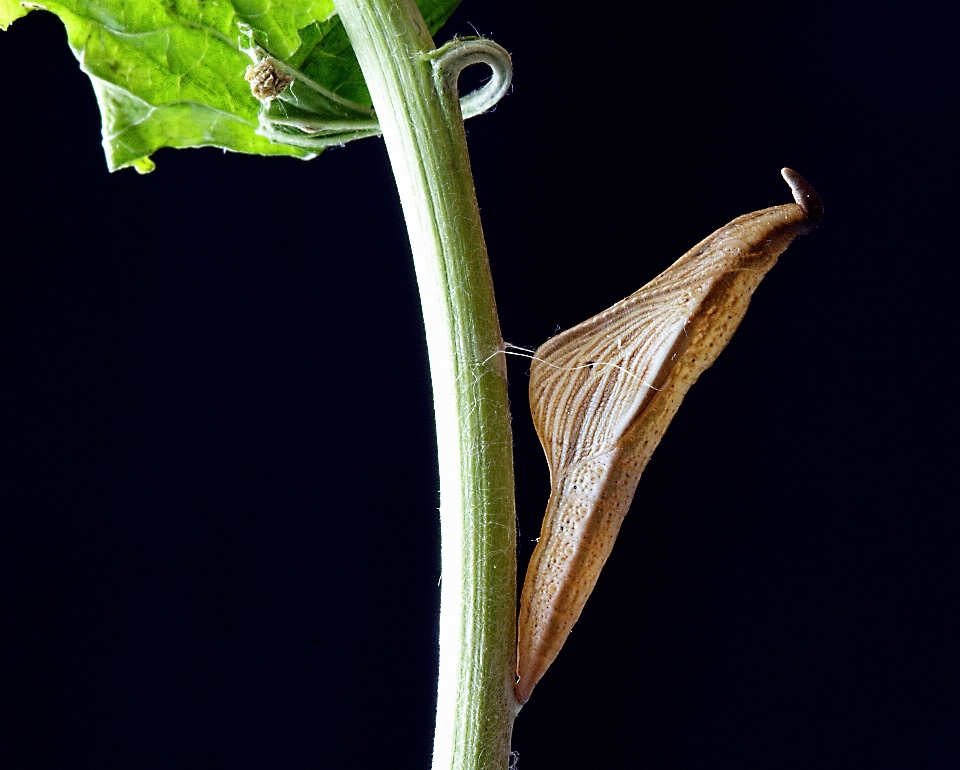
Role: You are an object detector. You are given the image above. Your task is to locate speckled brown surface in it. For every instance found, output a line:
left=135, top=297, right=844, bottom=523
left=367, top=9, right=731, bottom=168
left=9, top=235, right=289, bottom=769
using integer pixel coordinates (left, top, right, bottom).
left=517, top=171, right=821, bottom=704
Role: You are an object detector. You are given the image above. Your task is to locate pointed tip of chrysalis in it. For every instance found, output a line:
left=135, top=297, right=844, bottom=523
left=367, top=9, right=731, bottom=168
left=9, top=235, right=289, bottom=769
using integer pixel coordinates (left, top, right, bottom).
left=781, top=168, right=823, bottom=228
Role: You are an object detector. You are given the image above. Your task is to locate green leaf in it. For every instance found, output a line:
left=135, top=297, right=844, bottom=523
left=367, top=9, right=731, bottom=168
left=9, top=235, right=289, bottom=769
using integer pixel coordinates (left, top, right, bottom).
left=0, top=0, right=462, bottom=171
left=0, top=0, right=30, bottom=30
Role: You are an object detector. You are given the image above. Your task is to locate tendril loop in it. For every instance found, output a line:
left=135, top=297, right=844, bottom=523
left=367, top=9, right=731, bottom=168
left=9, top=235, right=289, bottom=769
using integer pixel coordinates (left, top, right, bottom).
left=427, top=37, right=513, bottom=119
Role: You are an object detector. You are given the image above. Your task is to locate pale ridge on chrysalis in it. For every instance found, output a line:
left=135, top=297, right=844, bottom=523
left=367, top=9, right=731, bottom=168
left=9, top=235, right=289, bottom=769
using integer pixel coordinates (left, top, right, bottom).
left=516, top=169, right=823, bottom=706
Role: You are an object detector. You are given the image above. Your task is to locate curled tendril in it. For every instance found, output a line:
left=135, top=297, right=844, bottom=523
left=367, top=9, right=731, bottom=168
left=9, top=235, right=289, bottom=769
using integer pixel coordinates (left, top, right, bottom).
left=426, top=37, right=513, bottom=119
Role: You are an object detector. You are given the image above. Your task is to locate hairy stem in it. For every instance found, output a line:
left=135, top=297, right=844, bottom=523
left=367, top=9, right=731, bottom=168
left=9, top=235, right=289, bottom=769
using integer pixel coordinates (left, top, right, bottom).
left=331, top=1, right=517, bottom=768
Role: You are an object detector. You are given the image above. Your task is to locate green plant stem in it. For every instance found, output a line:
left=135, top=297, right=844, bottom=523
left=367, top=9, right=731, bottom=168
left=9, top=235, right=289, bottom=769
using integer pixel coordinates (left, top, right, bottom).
left=331, top=1, right=517, bottom=768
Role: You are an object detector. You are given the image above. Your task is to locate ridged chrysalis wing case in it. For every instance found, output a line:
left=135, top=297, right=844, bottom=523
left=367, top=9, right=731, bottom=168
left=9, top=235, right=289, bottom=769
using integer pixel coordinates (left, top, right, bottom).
left=516, top=169, right=823, bottom=705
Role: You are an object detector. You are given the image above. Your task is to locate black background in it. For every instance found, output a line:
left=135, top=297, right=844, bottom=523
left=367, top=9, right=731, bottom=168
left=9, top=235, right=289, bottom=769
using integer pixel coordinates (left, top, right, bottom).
left=3, top=1, right=958, bottom=767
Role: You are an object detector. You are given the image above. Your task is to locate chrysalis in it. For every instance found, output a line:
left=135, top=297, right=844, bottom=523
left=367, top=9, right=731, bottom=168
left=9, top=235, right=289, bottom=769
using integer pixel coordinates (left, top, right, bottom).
left=516, top=168, right=823, bottom=705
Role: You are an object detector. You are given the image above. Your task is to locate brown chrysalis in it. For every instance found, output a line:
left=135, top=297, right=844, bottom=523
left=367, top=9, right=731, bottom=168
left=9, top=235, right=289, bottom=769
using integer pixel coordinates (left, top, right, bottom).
left=516, top=168, right=823, bottom=705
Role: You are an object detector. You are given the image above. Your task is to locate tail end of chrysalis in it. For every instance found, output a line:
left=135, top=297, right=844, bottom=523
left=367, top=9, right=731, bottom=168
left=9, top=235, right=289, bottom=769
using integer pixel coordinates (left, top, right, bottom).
left=781, top=167, right=824, bottom=228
